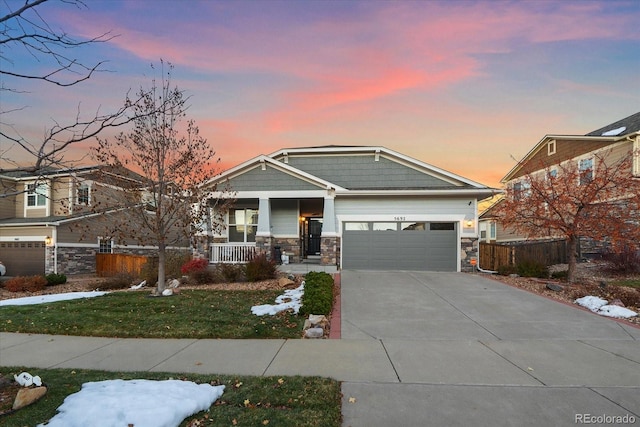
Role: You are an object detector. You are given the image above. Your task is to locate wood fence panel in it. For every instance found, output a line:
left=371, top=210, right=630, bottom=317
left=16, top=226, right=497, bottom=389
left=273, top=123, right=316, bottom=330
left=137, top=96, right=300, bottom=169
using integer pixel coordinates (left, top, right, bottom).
left=96, top=253, right=149, bottom=277
left=479, top=240, right=567, bottom=271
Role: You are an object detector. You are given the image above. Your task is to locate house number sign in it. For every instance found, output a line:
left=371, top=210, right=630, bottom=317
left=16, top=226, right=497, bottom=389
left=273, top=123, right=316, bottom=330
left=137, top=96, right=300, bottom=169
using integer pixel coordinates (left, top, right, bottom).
left=393, top=216, right=406, bottom=221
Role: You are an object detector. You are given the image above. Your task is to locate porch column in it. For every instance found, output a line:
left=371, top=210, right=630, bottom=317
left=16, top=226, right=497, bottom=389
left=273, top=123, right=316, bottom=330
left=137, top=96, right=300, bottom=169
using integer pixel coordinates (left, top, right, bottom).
left=256, top=197, right=273, bottom=258
left=256, top=197, right=272, bottom=237
left=321, top=195, right=337, bottom=236
left=321, top=194, right=339, bottom=266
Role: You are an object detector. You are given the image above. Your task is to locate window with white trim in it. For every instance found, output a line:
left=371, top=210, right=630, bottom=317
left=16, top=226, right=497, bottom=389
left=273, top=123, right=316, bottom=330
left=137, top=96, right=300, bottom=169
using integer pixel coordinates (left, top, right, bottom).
left=547, top=139, right=556, bottom=156
left=77, top=182, right=91, bottom=205
left=98, top=238, right=112, bottom=253
left=579, top=157, right=594, bottom=185
left=26, top=183, right=47, bottom=207
left=228, top=208, right=258, bottom=242
left=513, top=180, right=530, bottom=200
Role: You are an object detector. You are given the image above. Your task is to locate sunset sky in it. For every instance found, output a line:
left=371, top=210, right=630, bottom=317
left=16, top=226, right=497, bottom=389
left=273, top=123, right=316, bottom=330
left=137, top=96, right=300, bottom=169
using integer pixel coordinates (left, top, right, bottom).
left=2, top=0, right=639, bottom=189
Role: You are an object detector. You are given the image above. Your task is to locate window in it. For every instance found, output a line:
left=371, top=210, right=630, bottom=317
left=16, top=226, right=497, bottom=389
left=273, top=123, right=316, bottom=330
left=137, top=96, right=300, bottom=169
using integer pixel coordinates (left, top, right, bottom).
left=579, top=158, right=594, bottom=185
left=401, top=222, right=426, bottom=231
left=490, top=222, right=496, bottom=240
left=547, top=168, right=558, bottom=179
left=77, top=183, right=91, bottom=205
left=228, top=208, right=258, bottom=242
left=547, top=139, right=556, bottom=156
left=372, top=222, right=397, bottom=231
left=344, top=222, right=369, bottom=231
left=98, top=238, right=112, bottom=253
left=513, top=181, right=530, bottom=200
left=430, top=222, right=455, bottom=231
left=27, top=183, right=47, bottom=207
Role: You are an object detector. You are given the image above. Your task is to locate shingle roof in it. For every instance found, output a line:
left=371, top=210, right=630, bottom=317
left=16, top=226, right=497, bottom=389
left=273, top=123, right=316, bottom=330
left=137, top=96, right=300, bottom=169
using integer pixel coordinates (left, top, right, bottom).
left=585, top=111, right=640, bottom=137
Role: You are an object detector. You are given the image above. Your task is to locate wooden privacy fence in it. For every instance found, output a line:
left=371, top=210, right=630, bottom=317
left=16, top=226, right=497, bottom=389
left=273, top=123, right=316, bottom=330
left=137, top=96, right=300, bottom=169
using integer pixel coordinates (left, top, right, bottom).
left=479, top=240, right=568, bottom=271
left=96, top=253, right=148, bottom=277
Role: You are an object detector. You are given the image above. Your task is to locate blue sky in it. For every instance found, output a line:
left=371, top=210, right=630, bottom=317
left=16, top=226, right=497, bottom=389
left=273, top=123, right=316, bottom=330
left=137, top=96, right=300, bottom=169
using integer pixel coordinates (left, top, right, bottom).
left=2, top=0, right=639, bottom=187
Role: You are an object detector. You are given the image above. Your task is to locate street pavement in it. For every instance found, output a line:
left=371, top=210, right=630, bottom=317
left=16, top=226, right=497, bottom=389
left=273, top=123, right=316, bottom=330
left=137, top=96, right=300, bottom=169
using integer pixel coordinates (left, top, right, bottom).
left=1, top=270, right=639, bottom=426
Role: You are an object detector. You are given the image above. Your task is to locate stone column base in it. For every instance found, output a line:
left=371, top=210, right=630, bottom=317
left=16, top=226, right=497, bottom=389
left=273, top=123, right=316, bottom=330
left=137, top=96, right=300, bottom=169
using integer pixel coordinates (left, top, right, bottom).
left=320, top=236, right=339, bottom=266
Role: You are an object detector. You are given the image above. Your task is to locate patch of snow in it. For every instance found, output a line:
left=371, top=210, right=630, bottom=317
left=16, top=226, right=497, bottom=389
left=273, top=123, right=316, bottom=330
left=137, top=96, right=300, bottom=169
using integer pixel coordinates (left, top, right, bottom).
left=575, top=295, right=608, bottom=312
left=131, top=280, right=146, bottom=290
left=597, top=305, right=638, bottom=319
left=575, top=295, right=637, bottom=319
left=0, top=291, right=109, bottom=307
left=39, top=379, right=225, bottom=427
left=602, top=126, right=626, bottom=136
left=251, top=282, right=304, bottom=316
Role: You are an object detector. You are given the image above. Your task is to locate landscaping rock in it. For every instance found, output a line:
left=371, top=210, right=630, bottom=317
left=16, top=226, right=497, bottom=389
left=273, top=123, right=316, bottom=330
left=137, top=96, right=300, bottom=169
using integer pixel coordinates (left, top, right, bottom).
left=12, top=386, right=47, bottom=410
left=168, top=279, right=180, bottom=289
left=278, top=277, right=295, bottom=287
left=162, top=289, right=173, bottom=296
left=303, top=319, right=312, bottom=330
left=305, top=327, right=324, bottom=338
left=546, top=283, right=564, bottom=292
left=308, top=314, right=328, bottom=326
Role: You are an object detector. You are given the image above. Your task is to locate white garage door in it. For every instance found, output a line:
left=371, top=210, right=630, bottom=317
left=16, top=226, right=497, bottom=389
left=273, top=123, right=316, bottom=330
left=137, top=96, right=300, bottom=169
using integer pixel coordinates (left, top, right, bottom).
left=342, top=221, right=457, bottom=271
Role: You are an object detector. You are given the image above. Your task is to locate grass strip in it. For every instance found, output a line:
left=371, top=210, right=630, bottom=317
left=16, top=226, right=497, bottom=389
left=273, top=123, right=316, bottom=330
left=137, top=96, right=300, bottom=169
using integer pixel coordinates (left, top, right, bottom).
left=1, top=366, right=341, bottom=427
left=0, top=290, right=305, bottom=339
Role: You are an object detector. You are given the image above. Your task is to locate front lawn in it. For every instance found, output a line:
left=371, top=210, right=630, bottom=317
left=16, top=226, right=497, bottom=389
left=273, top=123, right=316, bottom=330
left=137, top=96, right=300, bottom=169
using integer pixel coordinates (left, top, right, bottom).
left=1, top=367, right=342, bottom=427
left=0, top=290, right=305, bottom=339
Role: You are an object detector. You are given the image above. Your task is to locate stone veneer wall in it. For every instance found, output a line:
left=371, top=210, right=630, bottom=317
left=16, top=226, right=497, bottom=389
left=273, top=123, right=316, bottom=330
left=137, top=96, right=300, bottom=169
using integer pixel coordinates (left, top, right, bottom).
left=273, top=238, right=301, bottom=263
left=254, top=236, right=273, bottom=260
left=53, top=246, right=173, bottom=275
left=54, top=247, right=97, bottom=275
left=460, top=238, right=477, bottom=273
left=321, top=237, right=340, bottom=266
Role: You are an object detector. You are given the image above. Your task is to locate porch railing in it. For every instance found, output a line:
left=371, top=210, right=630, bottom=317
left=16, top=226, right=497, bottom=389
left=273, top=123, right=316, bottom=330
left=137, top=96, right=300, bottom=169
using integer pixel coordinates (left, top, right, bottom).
left=210, top=243, right=258, bottom=264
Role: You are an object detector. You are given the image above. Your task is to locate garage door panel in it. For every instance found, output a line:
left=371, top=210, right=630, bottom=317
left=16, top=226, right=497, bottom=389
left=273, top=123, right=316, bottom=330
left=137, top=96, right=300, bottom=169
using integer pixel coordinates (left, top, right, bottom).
left=342, top=222, right=457, bottom=271
left=0, top=242, right=46, bottom=276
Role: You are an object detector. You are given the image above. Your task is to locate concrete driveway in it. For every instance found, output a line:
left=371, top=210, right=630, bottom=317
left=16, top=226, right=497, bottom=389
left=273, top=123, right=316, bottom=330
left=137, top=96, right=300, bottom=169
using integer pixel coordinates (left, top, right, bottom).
left=340, top=270, right=640, bottom=427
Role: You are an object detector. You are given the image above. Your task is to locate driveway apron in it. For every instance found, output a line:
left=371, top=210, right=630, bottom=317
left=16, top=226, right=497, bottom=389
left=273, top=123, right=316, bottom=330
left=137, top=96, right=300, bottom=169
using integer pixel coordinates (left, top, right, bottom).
left=340, top=270, right=640, bottom=427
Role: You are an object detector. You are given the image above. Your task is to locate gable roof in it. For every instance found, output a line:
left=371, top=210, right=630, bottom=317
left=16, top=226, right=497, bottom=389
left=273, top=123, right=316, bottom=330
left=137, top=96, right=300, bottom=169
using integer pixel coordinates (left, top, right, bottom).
left=501, top=112, right=640, bottom=183
left=586, top=111, right=640, bottom=137
left=205, top=145, right=498, bottom=199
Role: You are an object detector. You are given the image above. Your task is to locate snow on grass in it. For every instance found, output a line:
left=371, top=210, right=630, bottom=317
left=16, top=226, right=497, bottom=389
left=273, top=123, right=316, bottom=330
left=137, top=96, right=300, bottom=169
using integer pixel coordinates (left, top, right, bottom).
left=575, top=295, right=637, bottom=319
left=39, top=379, right=225, bottom=427
left=0, top=291, right=109, bottom=307
left=251, top=282, right=304, bottom=316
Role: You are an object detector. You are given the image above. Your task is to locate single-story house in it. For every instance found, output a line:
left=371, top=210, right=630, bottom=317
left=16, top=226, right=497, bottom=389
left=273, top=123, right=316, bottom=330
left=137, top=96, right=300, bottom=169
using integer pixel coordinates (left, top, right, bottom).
left=202, top=146, right=499, bottom=272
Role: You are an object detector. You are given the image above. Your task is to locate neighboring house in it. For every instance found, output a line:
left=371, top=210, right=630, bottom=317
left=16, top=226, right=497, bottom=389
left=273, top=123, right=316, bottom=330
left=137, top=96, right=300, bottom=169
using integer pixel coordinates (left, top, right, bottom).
left=0, top=165, right=188, bottom=276
left=202, top=146, right=498, bottom=272
left=480, top=111, right=640, bottom=251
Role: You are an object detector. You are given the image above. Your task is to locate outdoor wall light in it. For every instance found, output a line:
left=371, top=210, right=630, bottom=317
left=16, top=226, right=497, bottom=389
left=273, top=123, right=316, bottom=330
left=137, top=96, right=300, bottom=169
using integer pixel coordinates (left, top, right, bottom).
left=465, top=220, right=474, bottom=228
left=45, top=236, right=52, bottom=245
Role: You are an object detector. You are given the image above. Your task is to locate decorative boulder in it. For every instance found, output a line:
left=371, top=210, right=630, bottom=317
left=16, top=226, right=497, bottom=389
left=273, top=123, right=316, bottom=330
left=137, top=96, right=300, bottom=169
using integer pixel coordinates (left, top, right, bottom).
left=304, top=328, right=324, bottom=338
left=279, top=277, right=295, bottom=287
left=13, top=386, right=48, bottom=410
left=546, top=283, right=564, bottom=292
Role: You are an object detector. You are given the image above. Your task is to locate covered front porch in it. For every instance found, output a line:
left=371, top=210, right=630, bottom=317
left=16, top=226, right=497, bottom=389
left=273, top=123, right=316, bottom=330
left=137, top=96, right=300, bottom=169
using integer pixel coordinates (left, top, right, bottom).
left=210, top=196, right=339, bottom=267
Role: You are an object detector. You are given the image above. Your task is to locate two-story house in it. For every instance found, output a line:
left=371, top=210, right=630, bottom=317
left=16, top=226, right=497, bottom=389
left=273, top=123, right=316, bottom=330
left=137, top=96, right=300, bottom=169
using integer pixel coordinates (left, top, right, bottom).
left=480, top=112, right=640, bottom=256
left=0, top=165, right=189, bottom=276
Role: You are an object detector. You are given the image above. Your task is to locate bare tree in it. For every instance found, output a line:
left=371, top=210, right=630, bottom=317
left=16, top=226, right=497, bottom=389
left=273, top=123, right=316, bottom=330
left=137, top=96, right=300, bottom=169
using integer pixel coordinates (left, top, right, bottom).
left=496, top=148, right=640, bottom=282
left=0, top=0, right=140, bottom=187
left=93, top=63, right=230, bottom=295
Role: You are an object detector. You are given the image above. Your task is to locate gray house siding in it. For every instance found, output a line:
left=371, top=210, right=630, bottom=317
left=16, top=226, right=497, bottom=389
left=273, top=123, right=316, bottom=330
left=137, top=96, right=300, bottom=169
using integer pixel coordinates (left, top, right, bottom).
left=271, top=199, right=299, bottom=236
left=226, top=165, right=321, bottom=191
left=284, top=155, right=460, bottom=189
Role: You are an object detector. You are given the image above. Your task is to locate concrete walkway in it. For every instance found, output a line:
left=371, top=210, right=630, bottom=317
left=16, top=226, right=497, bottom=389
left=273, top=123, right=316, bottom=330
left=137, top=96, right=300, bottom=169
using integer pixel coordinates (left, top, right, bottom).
left=1, top=271, right=639, bottom=426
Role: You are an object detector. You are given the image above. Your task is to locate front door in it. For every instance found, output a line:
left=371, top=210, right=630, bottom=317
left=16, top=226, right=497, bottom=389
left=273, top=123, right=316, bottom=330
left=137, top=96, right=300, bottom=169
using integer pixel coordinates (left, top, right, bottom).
left=307, top=219, right=322, bottom=255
